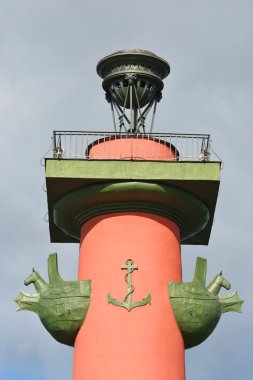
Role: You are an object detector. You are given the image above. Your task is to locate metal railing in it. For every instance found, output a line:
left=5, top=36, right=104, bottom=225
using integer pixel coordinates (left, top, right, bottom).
left=51, top=131, right=214, bottom=162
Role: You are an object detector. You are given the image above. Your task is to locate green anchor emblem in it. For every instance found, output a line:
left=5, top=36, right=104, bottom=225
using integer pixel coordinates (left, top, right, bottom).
left=108, top=258, right=151, bottom=312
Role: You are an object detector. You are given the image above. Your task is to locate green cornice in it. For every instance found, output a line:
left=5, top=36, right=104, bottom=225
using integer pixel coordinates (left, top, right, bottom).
left=46, top=159, right=220, bottom=182
left=53, top=181, right=209, bottom=242
left=45, top=159, right=220, bottom=244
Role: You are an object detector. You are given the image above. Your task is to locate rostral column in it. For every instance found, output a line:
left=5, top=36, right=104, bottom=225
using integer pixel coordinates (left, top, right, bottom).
left=16, top=49, right=243, bottom=380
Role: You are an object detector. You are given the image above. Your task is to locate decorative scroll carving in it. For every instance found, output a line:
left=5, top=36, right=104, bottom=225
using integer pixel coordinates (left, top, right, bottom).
left=103, top=63, right=164, bottom=80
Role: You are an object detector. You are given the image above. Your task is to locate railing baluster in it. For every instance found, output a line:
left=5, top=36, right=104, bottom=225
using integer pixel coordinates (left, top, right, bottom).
left=113, top=132, right=115, bottom=158
left=177, top=136, right=181, bottom=161
left=63, top=132, right=65, bottom=158
left=75, top=131, right=77, bottom=158
left=81, top=132, right=83, bottom=158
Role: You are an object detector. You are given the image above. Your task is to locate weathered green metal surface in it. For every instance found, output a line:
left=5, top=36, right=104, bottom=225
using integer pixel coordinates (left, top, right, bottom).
left=53, top=181, right=209, bottom=243
left=45, top=159, right=220, bottom=245
left=108, top=259, right=151, bottom=311
left=46, top=159, right=220, bottom=181
left=15, top=253, right=91, bottom=346
left=169, top=257, right=243, bottom=349
left=97, top=49, right=170, bottom=108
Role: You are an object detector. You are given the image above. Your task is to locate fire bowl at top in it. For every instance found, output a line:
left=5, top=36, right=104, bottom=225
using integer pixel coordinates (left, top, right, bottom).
left=97, top=49, right=170, bottom=109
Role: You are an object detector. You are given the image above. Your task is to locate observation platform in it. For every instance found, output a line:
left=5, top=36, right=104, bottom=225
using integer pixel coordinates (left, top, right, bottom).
left=45, top=131, right=221, bottom=245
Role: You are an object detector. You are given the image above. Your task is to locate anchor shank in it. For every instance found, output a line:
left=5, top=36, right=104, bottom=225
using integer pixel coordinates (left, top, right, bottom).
left=121, top=259, right=138, bottom=306
left=126, top=271, right=132, bottom=305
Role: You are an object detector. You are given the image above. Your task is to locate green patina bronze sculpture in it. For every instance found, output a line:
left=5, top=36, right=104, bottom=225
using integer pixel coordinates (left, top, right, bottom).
left=169, top=257, right=243, bottom=349
left=15, top=253, right=91, bottom=346
left=108, top=258, right=151, bottom=311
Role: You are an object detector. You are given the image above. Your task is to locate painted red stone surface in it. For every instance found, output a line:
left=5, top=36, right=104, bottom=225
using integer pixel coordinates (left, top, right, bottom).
left=73, top=213, right=185, bottom=380
left=88, top=136, right=178, bottom=160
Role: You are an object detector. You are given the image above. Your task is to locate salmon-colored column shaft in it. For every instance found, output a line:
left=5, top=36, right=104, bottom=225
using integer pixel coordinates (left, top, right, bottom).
left=73, top=212, right=185, bottom=380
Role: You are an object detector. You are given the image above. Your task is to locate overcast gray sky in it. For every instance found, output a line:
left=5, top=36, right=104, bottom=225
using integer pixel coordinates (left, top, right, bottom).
left=0, top=1, right=252, bottom=379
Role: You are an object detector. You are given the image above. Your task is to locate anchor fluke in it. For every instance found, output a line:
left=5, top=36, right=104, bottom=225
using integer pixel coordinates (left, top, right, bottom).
left=108, top=292, right=151, bottom=312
